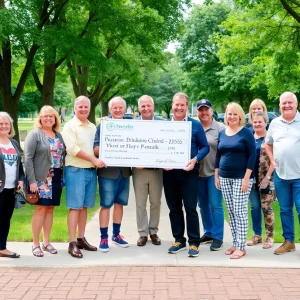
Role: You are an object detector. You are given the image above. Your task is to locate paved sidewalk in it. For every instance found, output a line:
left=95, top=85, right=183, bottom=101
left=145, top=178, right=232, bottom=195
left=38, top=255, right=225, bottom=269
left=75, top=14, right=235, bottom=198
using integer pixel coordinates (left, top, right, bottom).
left=1, top=266, right=300, bottom=300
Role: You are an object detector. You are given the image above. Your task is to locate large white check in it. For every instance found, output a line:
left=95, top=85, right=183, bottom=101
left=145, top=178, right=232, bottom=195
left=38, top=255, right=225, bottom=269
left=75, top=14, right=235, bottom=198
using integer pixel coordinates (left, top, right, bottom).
left=99, top=119, right=191, bottom=169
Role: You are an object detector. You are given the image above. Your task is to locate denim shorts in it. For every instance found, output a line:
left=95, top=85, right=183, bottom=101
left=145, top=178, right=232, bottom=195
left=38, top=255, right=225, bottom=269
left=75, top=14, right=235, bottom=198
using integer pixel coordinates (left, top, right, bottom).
left=99, top=172, right=130, bottom=208
left=65, top=166, right=97, bottom=209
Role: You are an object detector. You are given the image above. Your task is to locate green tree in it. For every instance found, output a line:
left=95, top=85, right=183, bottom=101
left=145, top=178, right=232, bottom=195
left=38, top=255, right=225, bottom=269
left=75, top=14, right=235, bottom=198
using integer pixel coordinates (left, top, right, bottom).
left=67, top=0, right=190, bottom=123
left=0, top=0, right=70, bottom=142
left=31, top=1, right=104, bottom=107
left=217, top=0, right=300, bottom=99
left=177, top=3, right=231, bottom=105
left=178, top=2, right=269, bottom=111
left=123, top=55, right=184, bottom=118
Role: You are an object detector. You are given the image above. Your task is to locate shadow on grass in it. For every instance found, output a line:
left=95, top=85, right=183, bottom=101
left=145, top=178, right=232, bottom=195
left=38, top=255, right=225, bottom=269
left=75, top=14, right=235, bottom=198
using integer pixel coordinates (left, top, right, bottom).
left=8, top=189, right=100, bottom=242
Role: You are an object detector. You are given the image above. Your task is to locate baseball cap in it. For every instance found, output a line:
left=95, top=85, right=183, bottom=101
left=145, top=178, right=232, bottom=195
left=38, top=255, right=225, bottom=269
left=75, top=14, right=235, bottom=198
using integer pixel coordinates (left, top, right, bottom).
left=197, top=99, right=212, bottom=110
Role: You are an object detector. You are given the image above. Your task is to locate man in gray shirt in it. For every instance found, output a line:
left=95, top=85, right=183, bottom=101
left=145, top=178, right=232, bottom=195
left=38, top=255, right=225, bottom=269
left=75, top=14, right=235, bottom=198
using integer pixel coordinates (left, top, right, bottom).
left=265, top=91, right=300, bottom=255
left=196, top=99, right=226, bottom=251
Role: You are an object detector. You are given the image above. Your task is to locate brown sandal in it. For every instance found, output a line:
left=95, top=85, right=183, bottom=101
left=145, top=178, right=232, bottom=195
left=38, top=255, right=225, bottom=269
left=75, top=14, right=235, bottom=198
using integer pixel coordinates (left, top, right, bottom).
left=262, top=238, right=274, bottom=249
left=247, top=235, right=262, bottom=246
left=225, top=246, right=236, bottom=255
left=230, top=250, right=246, bottom=259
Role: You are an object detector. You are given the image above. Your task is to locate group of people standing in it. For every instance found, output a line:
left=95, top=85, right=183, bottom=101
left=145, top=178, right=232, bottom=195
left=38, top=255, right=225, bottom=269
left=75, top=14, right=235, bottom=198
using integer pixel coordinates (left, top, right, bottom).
left=198, top=92, right=299, bottom=259
left=0, top=91, right=299, bottom=261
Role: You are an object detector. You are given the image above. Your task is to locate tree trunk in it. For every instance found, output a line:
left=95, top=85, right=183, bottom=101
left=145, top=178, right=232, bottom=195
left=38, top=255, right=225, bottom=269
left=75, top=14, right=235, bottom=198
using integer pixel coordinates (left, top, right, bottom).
left=78, top=65, right=89, bottom=95
left=40, top=46, right=57, bottom=106
left=101, top=99, right=109, bottom=117
left=89, top=99, right=97, bottom=125
left=42, top=63, right=56, bottom=106
left=0, top=39, right=38, bottom=145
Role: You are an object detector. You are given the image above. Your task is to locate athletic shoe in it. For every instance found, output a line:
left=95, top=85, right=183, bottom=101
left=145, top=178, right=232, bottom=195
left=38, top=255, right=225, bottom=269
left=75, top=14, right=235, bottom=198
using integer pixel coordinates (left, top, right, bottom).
left=99, top=238, right=109, bottom=252
left=210, top=239, right=223, bottom=251
left=168, top=242, right=186, bottom=254
left=112, top=235, right=129, bottom=248
left=188, top=245, right=199, bottom=257
left=199, top=234, right=213, bottom=244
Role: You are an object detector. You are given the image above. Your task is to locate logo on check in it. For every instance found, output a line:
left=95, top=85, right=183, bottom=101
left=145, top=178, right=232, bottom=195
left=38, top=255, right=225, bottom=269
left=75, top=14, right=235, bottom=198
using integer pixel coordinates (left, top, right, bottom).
left=106, top=122, right=115, bottom=131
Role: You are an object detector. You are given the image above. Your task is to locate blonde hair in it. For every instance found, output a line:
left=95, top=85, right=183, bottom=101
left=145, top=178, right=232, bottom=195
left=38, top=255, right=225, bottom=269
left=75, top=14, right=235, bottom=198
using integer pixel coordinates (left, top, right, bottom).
left=224, top=102, right=245, bottom=126
left=0, top=112, right=15, bottom=138
left=248, top=99, right=268, bottom=124
left=35, top=105, right=61, bottom=132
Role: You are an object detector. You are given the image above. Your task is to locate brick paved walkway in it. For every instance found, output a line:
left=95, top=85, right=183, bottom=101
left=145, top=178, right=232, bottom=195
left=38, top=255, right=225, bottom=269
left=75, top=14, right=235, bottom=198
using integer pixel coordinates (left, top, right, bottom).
left=1, top=266, right=300, bottom=300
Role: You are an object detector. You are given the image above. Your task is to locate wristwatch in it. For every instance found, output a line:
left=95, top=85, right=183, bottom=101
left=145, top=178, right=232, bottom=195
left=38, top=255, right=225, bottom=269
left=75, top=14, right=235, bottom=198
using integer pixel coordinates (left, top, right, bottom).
left=267, top=176, right=271, bottom=180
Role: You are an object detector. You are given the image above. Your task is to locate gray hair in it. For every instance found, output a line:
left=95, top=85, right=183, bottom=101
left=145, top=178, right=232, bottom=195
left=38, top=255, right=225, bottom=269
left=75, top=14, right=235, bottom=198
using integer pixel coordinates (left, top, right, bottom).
left=74, top=95, right=91, bottom=107
left=108, top=97, right=127, bottom=110
left=0, top=111, right=15, bottom=138
left=279, top=92, right=297, bottom=103
left=252, top=111, right=268, bottom=124
left=172, top=92, right=189, bottom=104
left=138, top=95, right=154, bottom=106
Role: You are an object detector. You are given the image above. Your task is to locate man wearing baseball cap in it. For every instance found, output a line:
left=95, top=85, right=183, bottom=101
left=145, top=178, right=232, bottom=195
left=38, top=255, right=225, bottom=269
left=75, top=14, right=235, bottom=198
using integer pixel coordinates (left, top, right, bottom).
left=197, top=99, right=226, bottom=251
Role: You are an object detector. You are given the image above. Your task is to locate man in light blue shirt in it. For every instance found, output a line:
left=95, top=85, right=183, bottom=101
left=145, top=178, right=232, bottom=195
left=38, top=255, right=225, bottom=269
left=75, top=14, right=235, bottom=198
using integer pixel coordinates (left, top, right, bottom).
left=265, top=91, right=300, bottom=255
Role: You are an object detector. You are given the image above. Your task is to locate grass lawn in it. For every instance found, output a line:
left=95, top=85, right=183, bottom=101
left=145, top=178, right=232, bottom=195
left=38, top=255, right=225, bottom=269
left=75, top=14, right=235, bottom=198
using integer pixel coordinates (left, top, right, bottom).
left=18, top=119, right=36, bottom=132
left=18, top=117, right=72, bottom=133
left=8, top=189, right=100, bottom=242
left=223, top=200, right=300, bottom=243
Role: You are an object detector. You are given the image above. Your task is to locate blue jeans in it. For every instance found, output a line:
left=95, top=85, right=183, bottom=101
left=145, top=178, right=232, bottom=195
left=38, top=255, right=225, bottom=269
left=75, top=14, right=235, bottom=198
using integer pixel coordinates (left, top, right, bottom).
left=274, top=172, right=300, bottom=243
left=249, top=187, right=262, bottom=235
left=99, top=172, right=130, bottom=209
left=65, top=166, right=97, bottom=209
left=197, top=175, right=224, bottom=241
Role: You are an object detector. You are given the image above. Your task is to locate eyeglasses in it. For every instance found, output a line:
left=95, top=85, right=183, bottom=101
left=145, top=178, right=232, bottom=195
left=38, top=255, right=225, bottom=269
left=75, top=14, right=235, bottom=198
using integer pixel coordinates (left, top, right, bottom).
left=41, top=115, right=55, bottom=119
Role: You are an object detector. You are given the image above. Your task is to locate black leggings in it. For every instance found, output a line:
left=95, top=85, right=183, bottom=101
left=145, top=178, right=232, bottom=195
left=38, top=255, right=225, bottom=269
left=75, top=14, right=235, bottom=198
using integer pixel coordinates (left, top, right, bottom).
left=0, top=188, right=15, bottom=250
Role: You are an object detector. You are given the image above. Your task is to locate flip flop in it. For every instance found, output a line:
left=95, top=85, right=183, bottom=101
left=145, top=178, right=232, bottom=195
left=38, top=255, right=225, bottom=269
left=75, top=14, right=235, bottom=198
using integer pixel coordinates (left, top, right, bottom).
left=230, top=250, right=246, bottom=259
left=42, top=243, right=57, bottom=254
left=225, top=246, right=236, bottom=255
left=0, top=252, right=20, bottom=258
left=32, top=245, right=44, bottom=257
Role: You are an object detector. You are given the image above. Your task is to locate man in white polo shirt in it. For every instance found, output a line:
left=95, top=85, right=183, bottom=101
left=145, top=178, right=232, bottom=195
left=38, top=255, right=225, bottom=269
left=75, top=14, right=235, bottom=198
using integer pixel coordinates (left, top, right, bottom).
left=265, top=91, right=300, bottom=255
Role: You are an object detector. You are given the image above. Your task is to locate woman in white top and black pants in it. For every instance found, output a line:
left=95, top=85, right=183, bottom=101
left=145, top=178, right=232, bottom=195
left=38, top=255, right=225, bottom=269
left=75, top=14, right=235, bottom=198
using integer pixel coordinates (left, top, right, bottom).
left=0, top=112, right=25, bottom=258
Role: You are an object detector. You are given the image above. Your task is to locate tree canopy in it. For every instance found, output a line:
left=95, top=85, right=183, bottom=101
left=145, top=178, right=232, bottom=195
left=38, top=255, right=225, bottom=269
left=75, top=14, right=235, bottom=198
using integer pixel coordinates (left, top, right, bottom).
left=1, top=0, right=190, bottom=141
left=217, top=0, right=300, bottom=100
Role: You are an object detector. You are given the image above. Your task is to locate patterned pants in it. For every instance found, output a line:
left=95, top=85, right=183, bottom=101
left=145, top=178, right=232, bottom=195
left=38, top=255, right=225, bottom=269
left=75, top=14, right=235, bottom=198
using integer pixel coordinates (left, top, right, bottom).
left=220, top=177, right=253, bottom=250
left=260, top=192, right=275, bottom=239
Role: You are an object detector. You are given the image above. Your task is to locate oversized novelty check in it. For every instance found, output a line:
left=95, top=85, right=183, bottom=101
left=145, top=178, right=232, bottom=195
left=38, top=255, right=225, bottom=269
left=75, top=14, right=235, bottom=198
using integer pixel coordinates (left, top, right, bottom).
left=99, top=119, right=191, bottom=169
